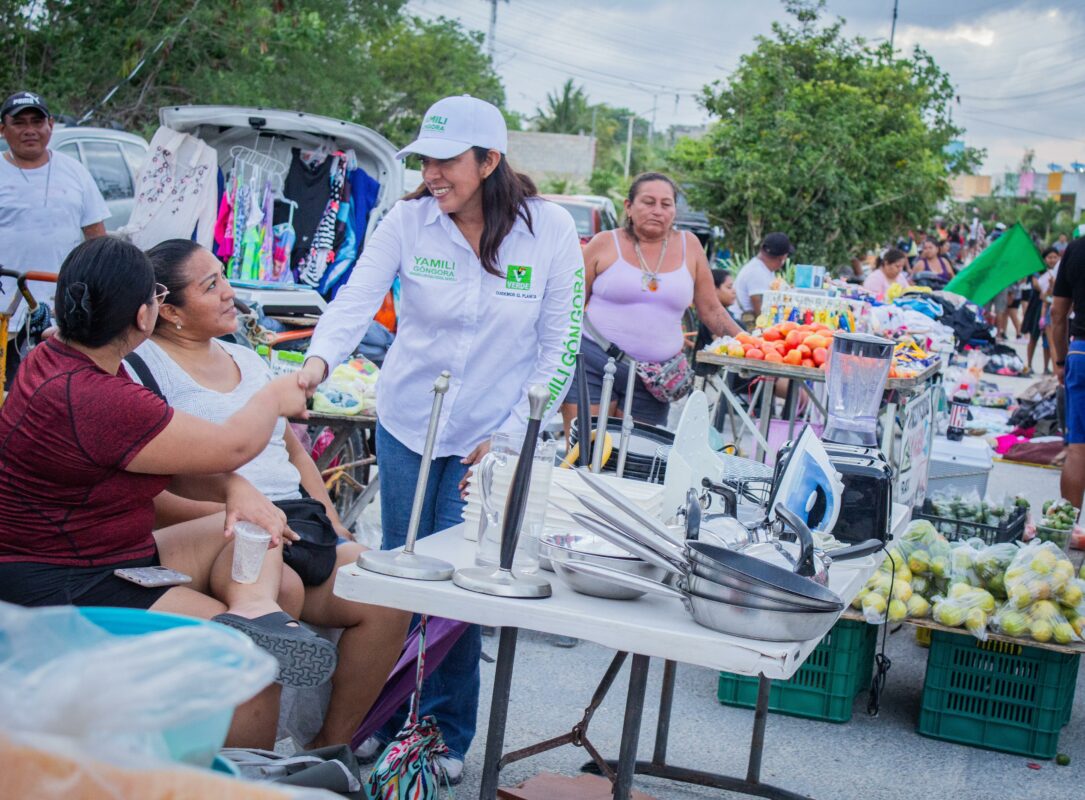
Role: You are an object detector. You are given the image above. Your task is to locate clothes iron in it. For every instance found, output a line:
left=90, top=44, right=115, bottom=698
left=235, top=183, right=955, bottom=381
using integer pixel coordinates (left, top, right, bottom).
left=774, top=438, right=894, bottom=543
left=766, top=427, right=843, bottom=535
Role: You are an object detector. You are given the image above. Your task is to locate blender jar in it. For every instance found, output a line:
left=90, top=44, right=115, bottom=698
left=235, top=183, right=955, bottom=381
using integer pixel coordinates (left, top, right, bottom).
left=823, top=332, right=894, bottom=446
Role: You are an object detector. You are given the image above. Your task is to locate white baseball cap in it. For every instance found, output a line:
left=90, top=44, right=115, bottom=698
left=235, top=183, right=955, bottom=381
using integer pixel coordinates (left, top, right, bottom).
left=396, top=95, right=508, bottom=160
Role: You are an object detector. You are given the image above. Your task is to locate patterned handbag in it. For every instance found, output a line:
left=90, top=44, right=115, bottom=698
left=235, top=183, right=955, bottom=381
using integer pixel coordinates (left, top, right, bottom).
left=635, top=352, right=694, bottom=404
left=366, top=615, right=453, bottom=798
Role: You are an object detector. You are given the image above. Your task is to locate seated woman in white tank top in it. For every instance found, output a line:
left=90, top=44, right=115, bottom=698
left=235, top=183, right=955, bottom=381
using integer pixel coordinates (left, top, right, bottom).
left=136, top=239, right=409, bottom=753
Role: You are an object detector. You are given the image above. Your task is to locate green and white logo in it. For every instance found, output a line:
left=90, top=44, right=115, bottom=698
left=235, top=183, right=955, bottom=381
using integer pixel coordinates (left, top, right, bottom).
left=422, top=114, right=448, bottom=133
left=506, top=265, right=533, bottom=290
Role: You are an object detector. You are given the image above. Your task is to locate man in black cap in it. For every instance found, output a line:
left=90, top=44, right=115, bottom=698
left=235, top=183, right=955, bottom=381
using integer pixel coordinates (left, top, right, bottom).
left=1, top=91, right=109, bottom=334
left=733, top=231, right=793, bottom=327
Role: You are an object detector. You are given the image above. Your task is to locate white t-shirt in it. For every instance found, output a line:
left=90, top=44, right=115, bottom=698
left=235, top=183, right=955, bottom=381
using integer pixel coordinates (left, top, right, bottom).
left=0, top=149, right=110, bottom=326
left=133, top=338, right=303, bottom=502
left=733, top=256, right=778, bottom=314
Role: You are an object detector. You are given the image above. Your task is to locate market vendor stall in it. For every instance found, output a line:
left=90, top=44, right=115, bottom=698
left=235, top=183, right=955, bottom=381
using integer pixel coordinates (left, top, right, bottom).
left=334, top=525, right=882, bottom=800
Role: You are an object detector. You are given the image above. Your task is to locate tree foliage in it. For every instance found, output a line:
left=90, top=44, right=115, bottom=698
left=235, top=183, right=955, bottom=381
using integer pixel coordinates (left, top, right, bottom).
left=669, top=0, right=983, bottom=267
left=0, top=1, right=503, bottom=145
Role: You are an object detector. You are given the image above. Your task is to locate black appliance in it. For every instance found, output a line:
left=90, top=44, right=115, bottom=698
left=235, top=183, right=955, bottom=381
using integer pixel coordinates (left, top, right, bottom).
left=774, top=439, right=893, bottom=544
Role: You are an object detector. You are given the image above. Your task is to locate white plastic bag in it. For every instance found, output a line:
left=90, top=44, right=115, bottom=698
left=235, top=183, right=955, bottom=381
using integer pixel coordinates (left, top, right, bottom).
left=0, top=602, right=277, bottom=765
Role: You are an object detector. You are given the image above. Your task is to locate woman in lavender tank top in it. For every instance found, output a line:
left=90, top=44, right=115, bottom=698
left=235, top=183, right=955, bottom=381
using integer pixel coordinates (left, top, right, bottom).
left=562, top=172, right=741, bottom=430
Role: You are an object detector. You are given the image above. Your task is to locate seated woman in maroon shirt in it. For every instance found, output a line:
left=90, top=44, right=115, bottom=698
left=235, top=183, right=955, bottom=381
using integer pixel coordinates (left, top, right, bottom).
left=0, top=237, right=325, bottom=747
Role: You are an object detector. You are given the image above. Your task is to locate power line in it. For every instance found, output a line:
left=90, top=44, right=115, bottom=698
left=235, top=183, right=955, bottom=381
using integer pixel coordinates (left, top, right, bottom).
left=960, top=112, right=1085, bottom=145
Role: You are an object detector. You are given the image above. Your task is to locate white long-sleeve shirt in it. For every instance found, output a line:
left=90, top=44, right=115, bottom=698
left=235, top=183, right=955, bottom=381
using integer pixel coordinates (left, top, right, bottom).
left=119, top=127, right=218, bottom=249
left=306, top=195, right=585, bottom=457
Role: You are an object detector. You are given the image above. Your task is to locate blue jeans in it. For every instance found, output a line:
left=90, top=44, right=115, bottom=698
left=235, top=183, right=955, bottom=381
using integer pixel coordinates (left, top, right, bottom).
left=376, top=421, right=479, bottom=760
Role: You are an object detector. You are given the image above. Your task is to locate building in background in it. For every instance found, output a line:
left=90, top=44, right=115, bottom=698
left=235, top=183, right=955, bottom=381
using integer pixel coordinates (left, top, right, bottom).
left=506, top=131, right=595, bottom=186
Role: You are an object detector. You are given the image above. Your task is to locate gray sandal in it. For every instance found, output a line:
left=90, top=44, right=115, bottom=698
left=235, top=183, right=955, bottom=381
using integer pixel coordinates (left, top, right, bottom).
left=212, top=611, right=338, bottom=689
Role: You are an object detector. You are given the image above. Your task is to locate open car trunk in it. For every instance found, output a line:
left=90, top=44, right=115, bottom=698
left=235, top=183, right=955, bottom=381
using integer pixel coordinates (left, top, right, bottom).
left=159, top=104, right=403, bottom=249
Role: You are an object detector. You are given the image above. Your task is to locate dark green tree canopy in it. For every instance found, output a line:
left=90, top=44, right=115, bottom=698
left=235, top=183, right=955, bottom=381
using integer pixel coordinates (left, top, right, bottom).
left=1, top=0, right=504, bottom=146
left=670, top=0, right=983, bottom=267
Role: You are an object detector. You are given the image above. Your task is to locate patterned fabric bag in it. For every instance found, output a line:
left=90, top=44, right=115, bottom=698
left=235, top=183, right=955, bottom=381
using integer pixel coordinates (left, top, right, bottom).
left=635, top=352, right=694, bottom=404
left=366, top=616, right=453, bottom=798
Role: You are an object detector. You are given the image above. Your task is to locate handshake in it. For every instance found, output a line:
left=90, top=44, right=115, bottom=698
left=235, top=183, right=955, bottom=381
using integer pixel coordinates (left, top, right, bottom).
left=264, top=357, right=329, bottom=419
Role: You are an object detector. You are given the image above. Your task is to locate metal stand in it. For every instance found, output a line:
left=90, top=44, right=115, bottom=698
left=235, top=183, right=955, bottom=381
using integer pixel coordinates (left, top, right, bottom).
left=589, top=663, right=812, bottom=800
left=592, top=358, right=617, bottom=473
left=454, top=385, right=553, bottom=599
left=358, top=371, right=454, bottom=580
left=477, top=633, right=813, bottom=800
left=615, top=359, right=637, bottom=478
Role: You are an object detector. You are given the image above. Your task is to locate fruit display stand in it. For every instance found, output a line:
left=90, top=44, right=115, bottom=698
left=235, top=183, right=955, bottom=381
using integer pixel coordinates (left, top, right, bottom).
left=841, top=610, right=1084, bottom=759
left=694, top=351, right=940, bottom=462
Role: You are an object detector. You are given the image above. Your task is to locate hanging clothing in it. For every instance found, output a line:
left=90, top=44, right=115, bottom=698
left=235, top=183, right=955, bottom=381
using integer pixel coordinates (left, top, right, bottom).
left=298, top=153, right=348, bottom=288
left=321, top=166, right=382, bottom=298
left=119, top=127, right=218, bottom=249
left=275, top=148, right=333, bottom=267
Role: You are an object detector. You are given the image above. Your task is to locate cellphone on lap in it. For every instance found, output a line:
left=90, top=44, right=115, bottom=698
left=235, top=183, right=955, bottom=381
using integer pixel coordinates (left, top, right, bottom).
left=113, top=566, right=192, bottom=588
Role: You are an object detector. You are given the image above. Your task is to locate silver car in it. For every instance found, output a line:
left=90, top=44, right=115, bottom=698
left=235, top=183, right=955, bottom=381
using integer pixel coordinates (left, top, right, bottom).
left=0, top=126, right=149, bottom=230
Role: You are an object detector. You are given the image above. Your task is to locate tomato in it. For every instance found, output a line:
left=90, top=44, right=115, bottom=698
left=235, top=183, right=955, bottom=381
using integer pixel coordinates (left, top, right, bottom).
left=797, top=344, right=812, bottom=359
left=763, top=328, right=783, bottom=342
left=801, top=358, right=815, bottom=369
left=736, top=332, right=756, bottom=346
left=803, top=334, right=829, bottom=350
left=785, top=330, right=804, bottom=349
left=783, top=350, right=803, bottom=366
left=764, top=350, right=784, bottom=363
left=812, top=346, right=828, bottom=366
left=778, top=321, right=798, bottom=334
left=746, top=348, right=765, bottom=360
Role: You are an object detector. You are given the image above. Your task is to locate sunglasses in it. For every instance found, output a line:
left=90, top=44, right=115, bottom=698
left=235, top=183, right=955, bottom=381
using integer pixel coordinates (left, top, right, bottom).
left=154, top=283, right=169, bottom=304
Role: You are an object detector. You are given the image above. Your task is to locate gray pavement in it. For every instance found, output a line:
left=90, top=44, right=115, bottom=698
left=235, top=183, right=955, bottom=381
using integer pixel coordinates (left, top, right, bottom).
left=448, top=338, right=1081, bottom=799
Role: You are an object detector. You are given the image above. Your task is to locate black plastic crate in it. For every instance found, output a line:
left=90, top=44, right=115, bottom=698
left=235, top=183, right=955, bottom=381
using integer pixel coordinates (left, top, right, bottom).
left=913, top=500, right=1026, bottom=545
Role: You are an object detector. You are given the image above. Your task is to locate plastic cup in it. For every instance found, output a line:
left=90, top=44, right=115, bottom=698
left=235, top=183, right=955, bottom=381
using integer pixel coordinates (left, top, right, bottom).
left=231, top=521, right=272, bottom=584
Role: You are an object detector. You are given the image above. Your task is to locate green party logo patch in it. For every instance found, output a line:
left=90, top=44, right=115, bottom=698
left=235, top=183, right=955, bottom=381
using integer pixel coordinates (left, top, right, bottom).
left=506, top=265, right=533, bottom=290
left=421, top=114, right=448, bottom=133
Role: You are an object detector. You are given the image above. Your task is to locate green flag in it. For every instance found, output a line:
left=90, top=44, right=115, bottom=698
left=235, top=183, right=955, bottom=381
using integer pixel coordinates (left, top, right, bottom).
left=944, top=223, right=1044, bottom=306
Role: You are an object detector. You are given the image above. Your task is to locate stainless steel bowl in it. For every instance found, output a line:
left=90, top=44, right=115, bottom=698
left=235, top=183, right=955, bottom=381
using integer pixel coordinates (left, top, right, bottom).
left=543, top=531, right=667, bottom=600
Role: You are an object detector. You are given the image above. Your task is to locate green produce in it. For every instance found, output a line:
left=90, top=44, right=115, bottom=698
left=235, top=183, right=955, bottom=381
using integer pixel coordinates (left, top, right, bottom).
left=1056, top=754, right=1071, bottom=766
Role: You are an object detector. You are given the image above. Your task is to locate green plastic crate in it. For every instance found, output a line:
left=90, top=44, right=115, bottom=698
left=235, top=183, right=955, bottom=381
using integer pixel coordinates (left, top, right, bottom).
left=717, top=619, right=876, bottom=723
left=917, top=631, right=1080, bottom=759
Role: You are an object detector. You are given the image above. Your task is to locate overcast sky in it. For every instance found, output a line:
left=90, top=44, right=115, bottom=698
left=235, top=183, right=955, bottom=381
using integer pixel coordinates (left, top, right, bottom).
left=406, top=0, right=1085, bottom=174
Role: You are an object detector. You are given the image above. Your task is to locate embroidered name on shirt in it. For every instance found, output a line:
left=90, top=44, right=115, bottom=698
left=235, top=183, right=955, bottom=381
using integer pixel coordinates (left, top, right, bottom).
left=411, top=256, right=456, bottom=281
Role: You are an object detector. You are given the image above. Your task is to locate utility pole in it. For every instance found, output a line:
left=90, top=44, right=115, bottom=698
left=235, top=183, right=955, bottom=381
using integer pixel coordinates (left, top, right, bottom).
left=889, top=0, right=899, bottom=50
left=624, top=115, right=634, bottom=178
left=486, top=0, right=508, bottom=62
left=650, top=93, right=658, bottom=143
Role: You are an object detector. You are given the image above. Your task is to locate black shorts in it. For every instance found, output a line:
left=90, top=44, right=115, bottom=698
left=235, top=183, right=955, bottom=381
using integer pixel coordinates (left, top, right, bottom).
left=0, top=551, right=170, bottom=609
left=565, top=337, right=669, bottom=426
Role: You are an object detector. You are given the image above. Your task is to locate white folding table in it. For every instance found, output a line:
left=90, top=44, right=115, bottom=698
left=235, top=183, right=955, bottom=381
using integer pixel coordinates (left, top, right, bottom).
left=334, top=525, right=882, bottom=799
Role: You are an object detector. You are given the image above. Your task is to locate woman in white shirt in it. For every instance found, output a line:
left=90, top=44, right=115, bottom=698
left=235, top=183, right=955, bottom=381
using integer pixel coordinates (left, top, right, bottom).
left=1023, top=247, right=1060, bottom=375
left=296, top=95, right=584, bottom=778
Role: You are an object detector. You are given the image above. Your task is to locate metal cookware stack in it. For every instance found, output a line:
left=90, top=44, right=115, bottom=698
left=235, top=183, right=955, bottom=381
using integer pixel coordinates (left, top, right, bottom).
left=544, top=468, right=882, bottom=643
